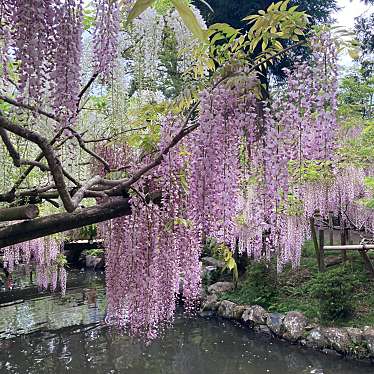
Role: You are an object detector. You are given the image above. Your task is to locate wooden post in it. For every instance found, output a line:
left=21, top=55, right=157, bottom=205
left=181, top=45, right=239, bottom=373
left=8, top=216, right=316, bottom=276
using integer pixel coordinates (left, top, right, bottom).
left=319, top=229, right=325, bottom=272
left=340, top=220, right=347, bottom=262
left=328, top=212, right=334, bottom=245
left=359, top=249, right=374, bottom=279
left=310, top=217, right=321, bottom=271
left=346, top=228, right=353, bottom=245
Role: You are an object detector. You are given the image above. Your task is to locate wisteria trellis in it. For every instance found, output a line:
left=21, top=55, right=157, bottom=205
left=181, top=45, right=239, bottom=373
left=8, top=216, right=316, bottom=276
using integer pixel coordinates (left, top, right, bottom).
left=0, top=0, right=372, bottom=339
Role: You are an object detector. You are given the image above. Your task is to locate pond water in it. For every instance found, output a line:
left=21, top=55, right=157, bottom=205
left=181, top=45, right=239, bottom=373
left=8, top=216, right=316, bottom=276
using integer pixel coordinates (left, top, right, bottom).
left=0, top=270, right=372, bottom=374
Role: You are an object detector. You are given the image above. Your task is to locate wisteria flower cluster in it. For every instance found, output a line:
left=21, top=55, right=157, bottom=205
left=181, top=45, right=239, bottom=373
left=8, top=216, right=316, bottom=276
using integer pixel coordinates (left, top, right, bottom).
left=3, top=237, right=67, bottom=294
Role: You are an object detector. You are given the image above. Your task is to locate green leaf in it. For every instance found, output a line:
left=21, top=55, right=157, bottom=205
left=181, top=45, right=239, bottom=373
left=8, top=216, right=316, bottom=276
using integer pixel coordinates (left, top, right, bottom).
left=179, top=170, right=189, bottom=192
left=280, top=0, right=291, bottom=11
left=171, top=0, right=207, bottom=42
left=243, top=14, right=259, bottom=21
left=288, top=5, right=299, bottom=12
left=348, top=48, right=360, bottom=60
left=127, top=0, right=157, bottom=22
left=210, top=23, right=239, bottom=37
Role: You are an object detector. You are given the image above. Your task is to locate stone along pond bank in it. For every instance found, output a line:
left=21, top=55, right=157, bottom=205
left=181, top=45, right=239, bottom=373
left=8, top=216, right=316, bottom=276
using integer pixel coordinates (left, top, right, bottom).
left=201, top=281, right=374, bottom=362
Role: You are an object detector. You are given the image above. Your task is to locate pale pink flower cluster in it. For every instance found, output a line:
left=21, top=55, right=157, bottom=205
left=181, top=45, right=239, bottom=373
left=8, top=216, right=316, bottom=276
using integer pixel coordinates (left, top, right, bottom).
left=3, top=237, right=66, bottom=293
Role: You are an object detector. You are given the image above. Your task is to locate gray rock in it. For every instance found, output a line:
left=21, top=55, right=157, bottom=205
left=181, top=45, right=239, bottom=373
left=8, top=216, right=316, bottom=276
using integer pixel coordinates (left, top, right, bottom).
left=199, top=310, right=214, bottom=317
left=362, top=327, right=374, bottom=356
left=217, top=300, right=236, bottom=318
left=306, top=327, right=329, bottom=349
left=242, top=305, right=268, bottom=325
left=202, top=294, right=219, bottom=311
left=322, top=348, right=342, bottom=357
left=203, top=265, right=218, bottom=274
left=266, top=312, right=285, bottom=335
left=283, top=311, right=307, bottom=342
left=305, top=322, right=318, bottom=331
left=322, top=327, right=351, bottom=354
left=202, top=257, right=225, bottom=268
left=207, top=282, right=234, bottom=295
left=254, top=325, right=272, bottom=335
left=202, top=265, right=218, bottom=281
left=199, top=287, right=207, bottom=300
left=232, top=305, right=248, bottom=320
left=346, top=327, right=363, bottom=345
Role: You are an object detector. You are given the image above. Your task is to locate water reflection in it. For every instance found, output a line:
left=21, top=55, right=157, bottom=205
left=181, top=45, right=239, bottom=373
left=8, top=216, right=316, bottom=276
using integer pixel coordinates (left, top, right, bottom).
left=0, top=271, right=372, bottom=374
left=0, top=270, right=105, bottom=339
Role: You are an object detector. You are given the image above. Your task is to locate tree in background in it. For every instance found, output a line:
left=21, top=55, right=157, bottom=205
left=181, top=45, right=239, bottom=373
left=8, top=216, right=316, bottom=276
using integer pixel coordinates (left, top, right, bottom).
left=354, top=12, right=374, bottom=77
left=195, top=0, right=339, bottom=83
left=195, top=0, right=337, bottom=29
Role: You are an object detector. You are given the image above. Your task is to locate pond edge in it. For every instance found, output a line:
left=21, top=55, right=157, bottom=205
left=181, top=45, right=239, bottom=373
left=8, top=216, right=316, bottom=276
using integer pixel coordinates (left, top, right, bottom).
left=201, top=281, right=374, bottom=363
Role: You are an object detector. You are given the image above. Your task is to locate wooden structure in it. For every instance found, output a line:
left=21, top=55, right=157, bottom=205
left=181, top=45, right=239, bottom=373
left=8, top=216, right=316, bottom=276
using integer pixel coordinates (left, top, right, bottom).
left=323, top=244, right=374, bottom=278
left=310, top=214, right=374, bottom=278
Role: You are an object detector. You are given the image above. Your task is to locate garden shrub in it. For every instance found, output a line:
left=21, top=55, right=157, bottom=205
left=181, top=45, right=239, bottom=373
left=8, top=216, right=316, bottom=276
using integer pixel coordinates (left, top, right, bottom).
left=223, top=261, right=277, bottom=308
left=308, top=266, right=359, bottom=322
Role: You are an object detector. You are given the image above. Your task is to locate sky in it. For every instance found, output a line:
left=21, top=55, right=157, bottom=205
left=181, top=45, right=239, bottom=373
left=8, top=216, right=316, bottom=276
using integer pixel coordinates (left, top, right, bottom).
left=334, top=0, right=373, bottom=28
left=333, top=0, right=373, bottom=65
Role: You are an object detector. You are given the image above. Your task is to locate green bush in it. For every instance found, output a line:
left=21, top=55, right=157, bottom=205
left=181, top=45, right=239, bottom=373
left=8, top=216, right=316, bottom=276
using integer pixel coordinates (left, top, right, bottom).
left=223, top=261, right=277, bottom=308
left=84, top=248, right=104, bottom=257
left=79, top=224, right=97, bottom=239
left=308, top=266, right=359, bottom=322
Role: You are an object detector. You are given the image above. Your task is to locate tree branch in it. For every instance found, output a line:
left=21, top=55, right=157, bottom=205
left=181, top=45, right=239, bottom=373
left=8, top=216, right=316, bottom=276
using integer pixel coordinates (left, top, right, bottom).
left=0, top=114, right=75, bottom=212
left=0, top=127, right=21, bottom=166
left=0, top=204, right=39, bottom=222
left=0, top=95, right=58, bottom=121
left=66, top=126, right=110, bottom=171
left=106, top=123, right=199, bottom=195
left=71, top=175, right=104, bottom=208
left=11, top=127, right=66, bottom=190
left=0, top=197, right=132, bottom=248
left=19, top=159, right=49, bottom=172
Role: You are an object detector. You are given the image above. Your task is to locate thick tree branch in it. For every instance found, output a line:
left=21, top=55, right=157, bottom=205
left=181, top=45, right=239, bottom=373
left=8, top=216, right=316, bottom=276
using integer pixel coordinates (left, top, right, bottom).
left=71, top=175, right=104, bottom=208
left=0, top=197, right=132, bottom=248
left=0, top=204, right=39, bottom=222
left=0, top=127, right=21, bottom=166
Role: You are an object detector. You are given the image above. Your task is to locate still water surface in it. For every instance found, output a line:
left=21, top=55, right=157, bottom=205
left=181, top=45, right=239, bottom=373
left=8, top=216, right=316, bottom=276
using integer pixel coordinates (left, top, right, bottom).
left=0, top=270, right=372, bottom=374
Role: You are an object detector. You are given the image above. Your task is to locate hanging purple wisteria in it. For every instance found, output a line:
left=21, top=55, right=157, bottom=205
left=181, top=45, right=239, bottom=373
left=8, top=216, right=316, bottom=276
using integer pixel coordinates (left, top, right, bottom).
left=188, top=83, right=257, bottom=248
left=50, top=0, right=83, bottom=126
left=2, top=237, right=67, bottom=294
left=99, top=116, right=202, bottom=339
left=92, top=0, right=121, bottom=80
left=2, top=0, right=371, bottom=342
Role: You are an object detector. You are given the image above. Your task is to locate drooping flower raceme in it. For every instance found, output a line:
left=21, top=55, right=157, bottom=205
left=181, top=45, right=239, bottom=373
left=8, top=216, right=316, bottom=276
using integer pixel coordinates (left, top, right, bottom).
left=2, top=237, right=66, bottom=293
left=92, top=0, right=121, bottom=80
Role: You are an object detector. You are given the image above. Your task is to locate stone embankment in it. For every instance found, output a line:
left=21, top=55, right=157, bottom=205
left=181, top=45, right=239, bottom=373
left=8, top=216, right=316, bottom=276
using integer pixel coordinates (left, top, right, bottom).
left=201, top=281, right=374, bottom=362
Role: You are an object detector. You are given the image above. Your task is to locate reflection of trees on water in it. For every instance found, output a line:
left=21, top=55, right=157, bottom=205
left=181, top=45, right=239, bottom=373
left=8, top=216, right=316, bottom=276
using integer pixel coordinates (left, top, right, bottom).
left=0, top=271, right=106, bottom=339
left=0, top=273, right=371, bottom=373
left=0, top=316, right=371, bottom=373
